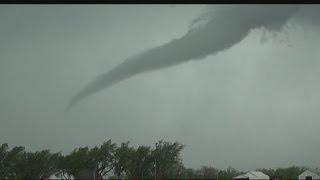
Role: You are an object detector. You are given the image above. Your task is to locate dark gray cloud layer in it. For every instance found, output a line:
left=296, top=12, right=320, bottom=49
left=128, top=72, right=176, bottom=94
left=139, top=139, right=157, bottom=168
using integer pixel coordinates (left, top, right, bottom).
left=67, top=5, right=301, bottom=110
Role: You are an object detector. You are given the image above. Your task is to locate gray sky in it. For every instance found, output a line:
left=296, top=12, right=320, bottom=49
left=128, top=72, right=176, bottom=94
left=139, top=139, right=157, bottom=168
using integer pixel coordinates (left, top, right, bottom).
left=1, top=5, right=320, bottom=171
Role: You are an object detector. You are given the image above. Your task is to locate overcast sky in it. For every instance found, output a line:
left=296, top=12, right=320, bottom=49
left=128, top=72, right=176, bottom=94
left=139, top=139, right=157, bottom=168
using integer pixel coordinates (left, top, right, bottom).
left=1, top=5, right=320, bottom=171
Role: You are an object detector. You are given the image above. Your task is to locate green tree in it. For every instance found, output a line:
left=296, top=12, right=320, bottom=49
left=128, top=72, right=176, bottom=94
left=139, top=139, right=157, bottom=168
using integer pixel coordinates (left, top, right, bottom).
left=163, top=160, right=185, bottom=178
left=129, top=145, right=154, bottom=179
left=180, top=167, right=196, bottom=179
left=274, top=166, right=307, bottom=179
left=218, top=166, right=242, bottom=179
left=57, top=139, right=117, bottom=179
left=0, top=143, right=10, bottom=179
left=12, top=149, right=60, bottom=179
left=151, top=140, right=184, bottom=179
left=58, top=146, right=95, bottom=179
left=90, top=139, right=117, bottom=179
left=5, top=145, right=25, bottom=179
left=114, top=142, right=154, bottom=179
left=0, top=144, right=44, bottom=179
left=114, top=142, right=135, bottom=178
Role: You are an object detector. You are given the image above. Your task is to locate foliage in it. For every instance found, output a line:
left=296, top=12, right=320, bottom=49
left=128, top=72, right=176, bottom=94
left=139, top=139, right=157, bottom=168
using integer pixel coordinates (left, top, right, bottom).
left=15, top=150, right=60, bottom=179
left=113, top=141, right=134, bottom=178
left=0, top=144, right=59, bottom=179
left=152, top=140, right=184, bottom=179
left=0, top=141, right=315, bottom=179
left=91, top=139, right=117, bottom=178
left=257, top=166, right=307, bottom=179
left=218, top=166, right=243, bottom=179
left=124, top=145, right=153, bottom=179
left=57, top=139, right=116, bottom=179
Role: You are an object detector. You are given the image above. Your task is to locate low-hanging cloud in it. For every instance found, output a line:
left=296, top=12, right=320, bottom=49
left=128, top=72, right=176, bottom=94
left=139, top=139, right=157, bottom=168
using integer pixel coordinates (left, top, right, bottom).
left=67, top=5, right=303, bottom=111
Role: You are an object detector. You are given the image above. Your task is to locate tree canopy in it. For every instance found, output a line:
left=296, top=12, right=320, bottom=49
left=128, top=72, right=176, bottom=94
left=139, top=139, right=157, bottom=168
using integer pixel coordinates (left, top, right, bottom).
left=0, top=141, right=314, bottom=179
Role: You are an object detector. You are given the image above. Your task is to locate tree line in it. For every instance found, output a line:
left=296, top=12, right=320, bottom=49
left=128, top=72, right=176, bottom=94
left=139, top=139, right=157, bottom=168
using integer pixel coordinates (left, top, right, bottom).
left=0, top=139, right=311, bottom=179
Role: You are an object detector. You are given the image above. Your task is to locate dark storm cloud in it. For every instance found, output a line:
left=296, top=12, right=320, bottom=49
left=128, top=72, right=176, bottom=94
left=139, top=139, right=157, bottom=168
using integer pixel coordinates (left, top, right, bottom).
left=67, top=5, right=301, bottom=111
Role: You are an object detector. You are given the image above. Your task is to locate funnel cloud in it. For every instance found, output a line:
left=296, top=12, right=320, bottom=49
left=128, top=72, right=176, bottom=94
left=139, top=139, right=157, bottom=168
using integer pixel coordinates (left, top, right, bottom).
left=2, top=4, right=320, bottom=171
left=68, top=5, right=302, bottom=110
